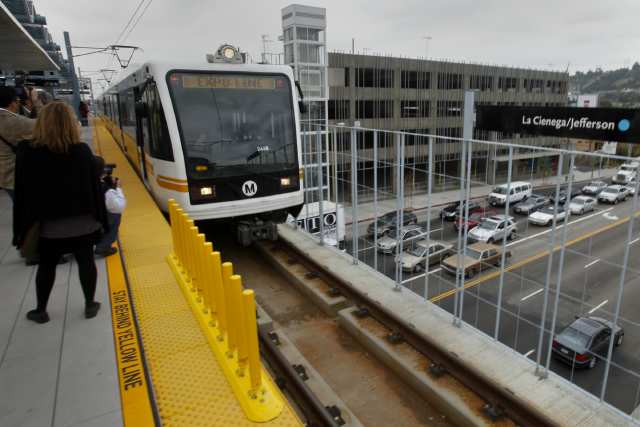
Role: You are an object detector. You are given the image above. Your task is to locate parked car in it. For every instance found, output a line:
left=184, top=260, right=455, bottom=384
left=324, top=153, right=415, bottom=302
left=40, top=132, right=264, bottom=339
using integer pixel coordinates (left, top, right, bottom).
left=488, top=181, right=532, bottom=206
left=468, top=215, right=517, bottom=243
left=568, top=196, right=597, bottom=215
left=597, top=185, right=630, bottom=204
left=453, top=209, right=497, bottom=231
left=549, top=189, right=581, bottom=205
left=441, top=242, right=511, bottom=278
left=513, top=194, right=549, bottom=215
left=396, top=240, right=454, bottom=273
left=581, top=180, right=608, bottom=196
left=552, top=316, right=624, bottom=369
left=376, top=224, right=424, bottom=254
left=528, top=206, right=569, bottom=226
left=367, top=210, right=418, bottom=237
left=625, top=178, right=637, bottom=196
left=439, top=200, right=482, bottom=221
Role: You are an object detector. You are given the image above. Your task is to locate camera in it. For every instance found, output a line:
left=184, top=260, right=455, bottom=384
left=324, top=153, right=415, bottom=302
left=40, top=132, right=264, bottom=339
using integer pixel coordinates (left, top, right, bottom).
left=104, top=163, right=116, bottom=176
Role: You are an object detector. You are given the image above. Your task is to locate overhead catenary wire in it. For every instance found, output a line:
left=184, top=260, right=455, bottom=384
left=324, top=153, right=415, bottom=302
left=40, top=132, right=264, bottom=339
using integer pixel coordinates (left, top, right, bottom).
left=114, top=0, right=147, bottom=45
left=122, top=0, right=154, bottom=43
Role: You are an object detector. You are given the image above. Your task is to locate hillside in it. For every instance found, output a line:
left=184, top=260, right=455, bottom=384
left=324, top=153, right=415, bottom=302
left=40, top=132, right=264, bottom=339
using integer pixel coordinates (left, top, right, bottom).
left=570, top=63, right=640, bottom=107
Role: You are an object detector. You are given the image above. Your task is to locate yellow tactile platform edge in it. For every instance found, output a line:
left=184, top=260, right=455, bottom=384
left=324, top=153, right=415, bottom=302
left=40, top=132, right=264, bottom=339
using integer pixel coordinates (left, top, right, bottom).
left=94, top=120, right=302, bottom=427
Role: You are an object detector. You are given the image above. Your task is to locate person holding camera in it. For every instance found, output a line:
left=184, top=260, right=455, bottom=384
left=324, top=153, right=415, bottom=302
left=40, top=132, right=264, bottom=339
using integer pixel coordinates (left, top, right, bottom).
left=94, top=171, right=126, bottom=257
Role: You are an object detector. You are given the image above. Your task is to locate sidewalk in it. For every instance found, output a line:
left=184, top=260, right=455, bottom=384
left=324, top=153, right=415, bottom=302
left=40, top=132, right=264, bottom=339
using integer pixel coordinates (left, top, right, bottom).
left=0, top=125, right=121, bottom=427
left=344, top=167, right=619, bottom=225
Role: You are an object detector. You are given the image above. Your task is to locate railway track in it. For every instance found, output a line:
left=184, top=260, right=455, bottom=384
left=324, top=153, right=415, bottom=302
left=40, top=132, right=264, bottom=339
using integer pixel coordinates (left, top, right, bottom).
left=205, top=224, right=453, bottom=427
left=272, top=236, right=558, bottom=427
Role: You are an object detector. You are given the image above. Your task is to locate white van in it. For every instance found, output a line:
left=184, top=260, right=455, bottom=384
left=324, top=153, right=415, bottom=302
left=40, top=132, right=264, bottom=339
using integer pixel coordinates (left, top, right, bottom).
left=488, top=181, right=532, bottom=206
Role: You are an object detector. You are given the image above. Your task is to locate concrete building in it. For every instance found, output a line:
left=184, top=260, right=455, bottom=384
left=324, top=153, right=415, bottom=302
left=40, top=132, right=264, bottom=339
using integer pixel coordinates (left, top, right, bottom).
left=1, top=0, right=65, bottom=87
left=326, top=53, right=570, bottom=186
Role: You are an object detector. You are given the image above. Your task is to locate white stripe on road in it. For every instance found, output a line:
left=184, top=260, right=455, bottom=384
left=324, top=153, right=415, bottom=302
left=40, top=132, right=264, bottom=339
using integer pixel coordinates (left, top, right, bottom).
left=588, top=299, right=609, bottom=314
left=401, top=268, right=442, bottom=284
left=524, top=349, right=535, bottom=358
left=520, top=288, right=543, bottom=301
left=584, top=259, right=601, bottom=269
left=506, top=207, right=614, bottom=247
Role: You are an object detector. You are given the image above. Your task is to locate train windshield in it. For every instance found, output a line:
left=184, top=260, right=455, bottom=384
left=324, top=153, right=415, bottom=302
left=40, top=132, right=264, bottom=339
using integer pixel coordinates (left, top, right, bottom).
left=168, top=71, right=297, bottom=178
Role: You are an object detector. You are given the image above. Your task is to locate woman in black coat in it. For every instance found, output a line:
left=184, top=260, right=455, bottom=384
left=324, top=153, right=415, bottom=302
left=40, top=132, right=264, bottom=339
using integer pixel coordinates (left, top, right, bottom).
left=13, top=102, right=108, bottom=324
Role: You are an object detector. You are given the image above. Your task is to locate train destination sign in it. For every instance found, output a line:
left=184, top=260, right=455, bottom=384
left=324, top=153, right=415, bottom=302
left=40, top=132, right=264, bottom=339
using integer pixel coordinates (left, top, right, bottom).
left=475, top=106, right=640, bottom=143
left=179, top=74, right=281, bottom=90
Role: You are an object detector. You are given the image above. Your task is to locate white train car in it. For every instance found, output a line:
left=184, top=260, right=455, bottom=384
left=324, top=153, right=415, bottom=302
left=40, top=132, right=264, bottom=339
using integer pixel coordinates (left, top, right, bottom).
left=99, top=45, right=304, bottom=244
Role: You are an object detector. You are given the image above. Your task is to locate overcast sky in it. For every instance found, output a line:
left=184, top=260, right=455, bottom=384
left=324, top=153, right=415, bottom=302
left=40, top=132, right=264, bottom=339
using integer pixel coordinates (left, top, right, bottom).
left=34, top=0, right=640, bottom=87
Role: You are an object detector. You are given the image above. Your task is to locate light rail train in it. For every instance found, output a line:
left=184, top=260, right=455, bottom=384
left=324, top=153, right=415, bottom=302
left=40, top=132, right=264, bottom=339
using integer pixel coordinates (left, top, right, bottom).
left=98, top=44, right=304, bottom=244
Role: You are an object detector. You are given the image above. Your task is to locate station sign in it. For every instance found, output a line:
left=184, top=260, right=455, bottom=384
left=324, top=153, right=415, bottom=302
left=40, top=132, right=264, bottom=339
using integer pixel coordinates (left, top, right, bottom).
left=475, top=106, right=640, bottom=143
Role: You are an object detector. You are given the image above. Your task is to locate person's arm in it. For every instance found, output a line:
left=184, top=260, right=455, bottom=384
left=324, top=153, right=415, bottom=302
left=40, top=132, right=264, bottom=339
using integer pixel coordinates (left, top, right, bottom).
left=14, top=115, right=35, bottom=141
left=105, top=186, right=126, bottom=214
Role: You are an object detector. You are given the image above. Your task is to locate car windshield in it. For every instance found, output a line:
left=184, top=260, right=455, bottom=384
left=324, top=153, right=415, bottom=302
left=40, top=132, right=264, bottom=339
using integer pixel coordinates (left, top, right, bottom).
left=559, top=326, right=591, bottom=349
left=621, top=165, right=636, bottom=172
left=492, top=187, right=508, bottom=195
left=572, top=198, right=586, bottom=205
left=539, top=207, right=556, bottom=214
left=602, top=188, right=617, bottom=195
left=589, top=181, right=604, bottom=187
left=479, top=220, right=499, bottom=230
left=409, top=246, right=427, bottom=257
left=465, top=248, right=483, bottom=259
left=168, top=71, right=297, bottom=179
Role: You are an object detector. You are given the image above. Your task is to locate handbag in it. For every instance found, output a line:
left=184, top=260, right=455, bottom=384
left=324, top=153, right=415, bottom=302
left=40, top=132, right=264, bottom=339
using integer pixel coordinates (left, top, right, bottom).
left=20, top=222, right=40, bottom=260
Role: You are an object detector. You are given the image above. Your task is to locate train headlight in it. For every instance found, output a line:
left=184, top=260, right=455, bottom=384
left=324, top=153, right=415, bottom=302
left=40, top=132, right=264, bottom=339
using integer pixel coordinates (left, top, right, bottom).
left=280, top=176, right=298, bottom=188
left=280, top=177, right=291, bottom=187
left=200, top=186, right=214, bottom=196
left=222, top=46, right=236, bottom=59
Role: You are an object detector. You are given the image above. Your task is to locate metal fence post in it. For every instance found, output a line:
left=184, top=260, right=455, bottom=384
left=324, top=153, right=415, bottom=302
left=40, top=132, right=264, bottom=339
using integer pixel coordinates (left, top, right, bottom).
left=543, top=153, right=576, bottom=374
left=493, top=146, right=514, bottom=340
left=316, top=129, right=324, bottom=246
left=599, top=177, right=640, bottom=401
left=373, top=130, right=379, bottom=272
left=457, top=139, right=474, bottom=323
left=535, top=153, right=565, bottom=377
left=350, top=128, right=359, bottom=265
left=303, top=133, right=310, bottom=234
left=424, top=136, right=434, bottom=301
left=332, top=127, right=340, bottom=245
left=452, top=136, right=468, bottom=326
left=394, top=132, right=405, bottom=291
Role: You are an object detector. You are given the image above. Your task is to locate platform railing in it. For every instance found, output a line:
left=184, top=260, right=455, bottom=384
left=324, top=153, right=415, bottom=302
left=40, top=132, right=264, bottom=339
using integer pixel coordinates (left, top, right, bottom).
left=166, top=199, right=283, bottom=422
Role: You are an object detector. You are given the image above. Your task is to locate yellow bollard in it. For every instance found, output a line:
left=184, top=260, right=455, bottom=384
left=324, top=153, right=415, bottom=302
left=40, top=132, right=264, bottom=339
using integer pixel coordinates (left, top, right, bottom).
left=211, top=252, right=227, bottom=338
left=168, top=199, right=178, bottom=258
left=202, top=241, right=215, bottom=314
left=195, top=233, right=207, bottom=304
left=230, top=275, right=248, bottom=372
left=242, top=289, right=262, bottom=392
left=174, top=208, right=185, bottom=268
left=189, top=226, right=199, bottom=294
left=182, top=215, right=194, bottom=280
left=222, top=262, right=236, bottom=356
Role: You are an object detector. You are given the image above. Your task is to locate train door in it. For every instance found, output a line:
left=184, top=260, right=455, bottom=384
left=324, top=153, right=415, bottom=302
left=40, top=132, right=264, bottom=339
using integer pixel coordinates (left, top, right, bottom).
left=134, top=86, right=152, bottom=188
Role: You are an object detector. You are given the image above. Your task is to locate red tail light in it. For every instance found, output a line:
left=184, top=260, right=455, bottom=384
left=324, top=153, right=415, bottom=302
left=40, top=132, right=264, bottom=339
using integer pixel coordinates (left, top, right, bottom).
left=575, top=353, right=589, bottom=362
left=552, top=339, right=559, bottom=349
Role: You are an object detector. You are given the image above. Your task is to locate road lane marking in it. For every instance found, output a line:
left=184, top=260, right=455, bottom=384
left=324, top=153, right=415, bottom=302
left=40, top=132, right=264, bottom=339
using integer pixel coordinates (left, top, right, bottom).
left=524, top=349, right=535, bottom=358
left=584, top=259, right=601, bottom=269
left=604, top=212, right=619, bottom=220
left=588, top=299, right=609, bottom=314
left=506, top=208, right=613, bottom=247
left=521, top=288, right=543, bottom=301
left=630, top=238, right=640, bottom=245
left=401, top=268, right=442, bottom=284
left=430, top=207, right=640, bottom=303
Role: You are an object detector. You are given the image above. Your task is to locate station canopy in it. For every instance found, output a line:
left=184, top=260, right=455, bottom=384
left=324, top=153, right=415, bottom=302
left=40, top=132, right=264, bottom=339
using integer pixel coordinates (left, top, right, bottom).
left=0, top=2, right=59, bottom=71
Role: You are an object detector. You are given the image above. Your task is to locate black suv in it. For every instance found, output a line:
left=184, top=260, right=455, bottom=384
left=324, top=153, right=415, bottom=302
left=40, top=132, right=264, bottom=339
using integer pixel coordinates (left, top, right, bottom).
left=440, top=200, right=482, bottom=221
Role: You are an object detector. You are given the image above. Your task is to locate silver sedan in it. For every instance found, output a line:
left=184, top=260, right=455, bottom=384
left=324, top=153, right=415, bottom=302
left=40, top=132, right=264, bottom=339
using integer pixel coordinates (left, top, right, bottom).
left=568, top=196, right=596, bottom=215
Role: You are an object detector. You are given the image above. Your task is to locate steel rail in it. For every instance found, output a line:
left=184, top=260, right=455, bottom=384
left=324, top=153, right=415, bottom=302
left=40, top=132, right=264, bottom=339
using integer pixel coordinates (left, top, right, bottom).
left=275, top=238, right=561, bottom=427
left=258, top=328, right=342, bottom=427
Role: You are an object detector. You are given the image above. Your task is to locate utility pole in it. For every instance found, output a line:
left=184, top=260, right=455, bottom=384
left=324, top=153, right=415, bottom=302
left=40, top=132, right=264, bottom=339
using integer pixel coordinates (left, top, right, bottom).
left=64, top=31, right=81, bottom=119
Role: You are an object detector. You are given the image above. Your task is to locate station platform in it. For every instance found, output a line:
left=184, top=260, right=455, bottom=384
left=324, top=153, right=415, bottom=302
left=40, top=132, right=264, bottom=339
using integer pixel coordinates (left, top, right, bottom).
left=0, top=121, right=302, bottom=427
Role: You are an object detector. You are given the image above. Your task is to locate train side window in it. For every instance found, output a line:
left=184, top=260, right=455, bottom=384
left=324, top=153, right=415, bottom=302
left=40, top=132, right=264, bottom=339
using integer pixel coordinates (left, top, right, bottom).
left=146, top=85, right=174, bottom=161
